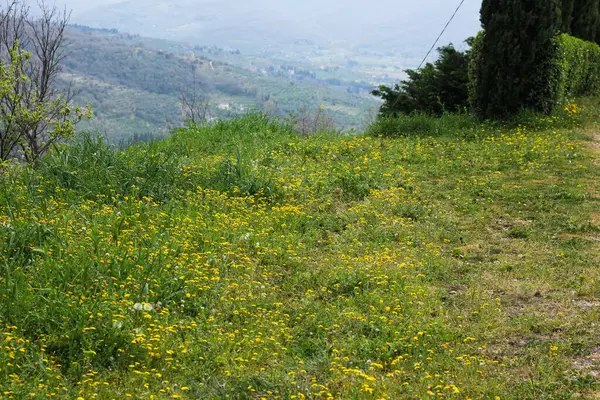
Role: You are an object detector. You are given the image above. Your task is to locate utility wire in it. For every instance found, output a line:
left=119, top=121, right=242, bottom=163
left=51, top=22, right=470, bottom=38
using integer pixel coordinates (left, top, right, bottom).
left=417, top=0, right=467, bottom=70
left=388, top=0, right=468, bottom=111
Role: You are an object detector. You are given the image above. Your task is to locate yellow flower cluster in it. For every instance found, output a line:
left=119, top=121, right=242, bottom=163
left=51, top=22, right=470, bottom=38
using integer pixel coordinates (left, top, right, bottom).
left=563, top=102, right=580, bottom=115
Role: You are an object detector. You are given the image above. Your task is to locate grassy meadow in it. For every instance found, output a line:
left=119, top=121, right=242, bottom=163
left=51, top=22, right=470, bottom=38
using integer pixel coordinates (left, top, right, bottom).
left=1, top=103, right=600, bottom=399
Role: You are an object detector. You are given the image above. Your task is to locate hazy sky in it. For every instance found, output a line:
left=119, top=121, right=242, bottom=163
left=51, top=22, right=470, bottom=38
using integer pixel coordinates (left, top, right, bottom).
left=24, top=0, right=483, bottom=53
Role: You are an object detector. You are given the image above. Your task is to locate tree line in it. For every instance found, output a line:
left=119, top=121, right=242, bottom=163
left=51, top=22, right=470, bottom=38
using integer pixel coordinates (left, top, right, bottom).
left=563, top=0, right=600, bottom=43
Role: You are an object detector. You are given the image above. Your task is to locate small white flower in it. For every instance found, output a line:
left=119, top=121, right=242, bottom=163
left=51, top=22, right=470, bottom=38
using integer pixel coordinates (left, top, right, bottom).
left=113, top=321, right=123, bottom=329
left=133, top=303, right=143, bottom=311
left=143, top=303, right=154, bottom=311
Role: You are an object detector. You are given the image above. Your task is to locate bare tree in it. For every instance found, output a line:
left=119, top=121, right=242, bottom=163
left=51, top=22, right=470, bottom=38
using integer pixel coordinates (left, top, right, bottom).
left=0, top=0, right=18, bottom=160
left=179, top=64, right=211, bottom=125
left=364, top=104, right=381, bottom=127
left=292, top=105, right=336, bottom=136
left=0, top=0, right=90, bottom=162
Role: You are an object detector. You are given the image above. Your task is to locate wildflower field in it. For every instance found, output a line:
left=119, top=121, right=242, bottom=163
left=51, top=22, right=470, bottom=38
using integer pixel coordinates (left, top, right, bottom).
left=0, top=106, right=599, bottom=399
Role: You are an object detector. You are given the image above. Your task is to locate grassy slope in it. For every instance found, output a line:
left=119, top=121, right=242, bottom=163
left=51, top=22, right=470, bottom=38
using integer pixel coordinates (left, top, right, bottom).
left=0, top=105, right=599, bottom=399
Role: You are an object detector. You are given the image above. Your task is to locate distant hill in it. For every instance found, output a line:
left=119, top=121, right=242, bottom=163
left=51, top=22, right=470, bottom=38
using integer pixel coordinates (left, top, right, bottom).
left=42, top=0, right=485, bottom=140
left=61, top=26, right=380, bottom=141
left=31, top=0, right=482, bottom=57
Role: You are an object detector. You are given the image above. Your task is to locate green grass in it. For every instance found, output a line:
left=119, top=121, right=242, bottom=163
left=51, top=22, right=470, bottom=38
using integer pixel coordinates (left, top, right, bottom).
left=0, top=103, right=599, bottom=399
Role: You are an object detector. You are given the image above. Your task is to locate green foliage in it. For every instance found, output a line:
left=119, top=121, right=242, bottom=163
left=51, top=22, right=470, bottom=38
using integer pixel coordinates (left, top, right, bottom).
left=372, top=43, right=471, bottom=116
left=209, top=153, right=281, bottom=200
left=34, top=134, right=189, bottom=203
left=367, top=111, right=480, bottom=138
left=169, top=112, right=294, bottom=156
left=368, top=95, right=585, bottom=139
left=32, top=114, right=295, bottom=205
left=473, top=0, right=562, bottom=117
left=471, top=18, right=600, bottom=118
left=0, top=43, right=29, bottom=160
left=467, top=31, right=485, bottom=113
left=547, top=34, right=600, bottom=106
left=0, top=13, right=93, bottom=162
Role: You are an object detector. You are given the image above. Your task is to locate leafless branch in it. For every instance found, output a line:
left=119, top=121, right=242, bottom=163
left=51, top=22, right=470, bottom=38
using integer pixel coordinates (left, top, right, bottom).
left=292, top=105, right=336, bottom=136
left=179, top=65, right=211, bottom=125
left=0, top=0, right=77, bottom=161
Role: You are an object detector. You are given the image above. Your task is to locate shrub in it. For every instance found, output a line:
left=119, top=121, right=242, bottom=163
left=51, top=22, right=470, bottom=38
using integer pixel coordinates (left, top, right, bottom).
left=467, top=32, right=485, bottom=115
left=547, top=34, right=600, bottom=106
left=372, top=43, right=471, bottom=116
left=471, top=30, right=600, bottom=117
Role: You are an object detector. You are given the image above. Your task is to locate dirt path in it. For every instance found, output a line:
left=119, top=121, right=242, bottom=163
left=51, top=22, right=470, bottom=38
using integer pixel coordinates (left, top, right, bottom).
left=587, top=131, right=600, bottom=224
left=590, top=131, right=600, bottom=162
left=587, top=131, right=600, bottom=222
left=569, top=130, right=600, bottom=386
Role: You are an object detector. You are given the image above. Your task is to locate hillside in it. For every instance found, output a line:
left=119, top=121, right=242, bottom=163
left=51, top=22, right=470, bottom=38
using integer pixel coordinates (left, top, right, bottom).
left=62, top=26, right=380, bottom=140
left=1, top=104, right=599, bottom=398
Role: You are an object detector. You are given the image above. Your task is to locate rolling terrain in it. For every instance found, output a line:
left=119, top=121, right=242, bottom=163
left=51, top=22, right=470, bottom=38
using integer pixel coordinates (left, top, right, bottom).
left=62, top=26, right=380, bottom=140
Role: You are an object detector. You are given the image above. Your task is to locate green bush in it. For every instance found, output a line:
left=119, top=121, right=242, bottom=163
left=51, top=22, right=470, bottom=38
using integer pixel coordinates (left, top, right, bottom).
left=372, top=43, right=471, bottom=116
left=470, top=30, right=600, bottom=117
left=548, top=34, right=600, bottom=106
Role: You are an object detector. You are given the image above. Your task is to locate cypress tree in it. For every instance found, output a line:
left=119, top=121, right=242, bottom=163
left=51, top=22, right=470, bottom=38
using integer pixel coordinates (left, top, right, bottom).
left=561, top=0, right=574, bottom=33
left=473, top=0, right=561, bottom=117
left=596, top=0, right=600, bottom=44
left=571, top=0, right=600, bottom=41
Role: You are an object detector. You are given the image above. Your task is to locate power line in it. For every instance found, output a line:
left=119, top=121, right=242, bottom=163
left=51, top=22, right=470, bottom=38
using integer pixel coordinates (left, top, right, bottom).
left=417, top=0, right=468, bottom=70
left=388, top=0, right=468, bottom=111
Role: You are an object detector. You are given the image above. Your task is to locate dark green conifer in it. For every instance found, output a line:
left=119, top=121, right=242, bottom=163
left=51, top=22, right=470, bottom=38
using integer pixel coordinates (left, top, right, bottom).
left=571, top=0, right=600, bottom=41
left=473, top=0, right=561, bottom=117
left=561, top=0, right=574, bottom=33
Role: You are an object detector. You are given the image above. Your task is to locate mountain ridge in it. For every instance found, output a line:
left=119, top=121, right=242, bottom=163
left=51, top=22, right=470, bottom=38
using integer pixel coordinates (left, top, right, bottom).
left=27, top=0, right=482, bottom=54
